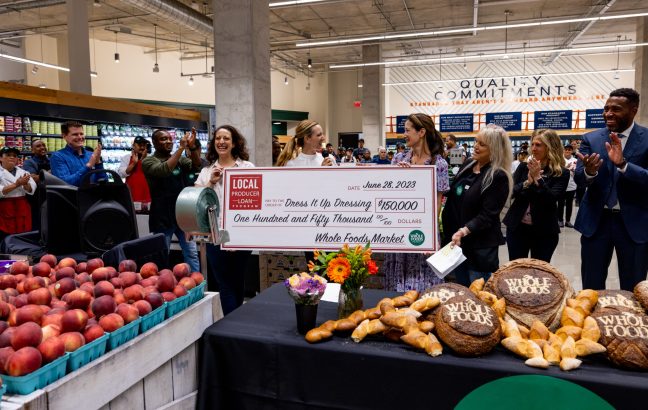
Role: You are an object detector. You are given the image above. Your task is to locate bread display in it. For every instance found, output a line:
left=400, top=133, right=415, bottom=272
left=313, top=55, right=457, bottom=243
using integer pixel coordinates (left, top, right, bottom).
left=595, top=290, right=644, bottom=314
left=590, top=307, right=648, bottom=370
left=484, top=258, right=573, bottom=331
left=634, top=281, right=648, bottom=312
left=434, top=294, right=501, bottom=356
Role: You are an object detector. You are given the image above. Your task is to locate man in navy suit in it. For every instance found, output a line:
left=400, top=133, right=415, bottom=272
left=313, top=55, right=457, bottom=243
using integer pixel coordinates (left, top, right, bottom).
left=575, top=88, right=648, bottom=291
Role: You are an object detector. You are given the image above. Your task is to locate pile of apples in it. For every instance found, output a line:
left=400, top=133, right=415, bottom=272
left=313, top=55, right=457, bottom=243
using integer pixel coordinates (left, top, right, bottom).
left=0, top=255, right=203, bottom=378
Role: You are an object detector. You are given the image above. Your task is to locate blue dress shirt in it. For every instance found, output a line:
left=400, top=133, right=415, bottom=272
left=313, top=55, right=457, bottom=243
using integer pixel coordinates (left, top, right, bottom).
left=50, top=145, right=105, bottom=187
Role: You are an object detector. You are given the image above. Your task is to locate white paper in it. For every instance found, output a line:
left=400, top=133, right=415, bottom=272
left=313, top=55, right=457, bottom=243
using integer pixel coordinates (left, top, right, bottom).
left=426, top=243, right=467, bottom=279
left=321, top=283, right=341, bottom=303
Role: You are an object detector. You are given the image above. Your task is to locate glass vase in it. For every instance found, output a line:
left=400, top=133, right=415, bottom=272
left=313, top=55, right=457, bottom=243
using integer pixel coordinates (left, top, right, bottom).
left=337, top=286, right=363, bottom=319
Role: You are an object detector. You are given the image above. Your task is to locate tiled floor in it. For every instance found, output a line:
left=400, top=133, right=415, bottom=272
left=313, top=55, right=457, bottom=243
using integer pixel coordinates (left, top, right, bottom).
left=497, top=218, right=621, bottom=291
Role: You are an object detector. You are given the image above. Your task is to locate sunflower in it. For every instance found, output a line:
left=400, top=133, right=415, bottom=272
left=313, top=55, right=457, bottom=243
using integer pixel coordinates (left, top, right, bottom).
left=326, top=256, right=352, bottom=284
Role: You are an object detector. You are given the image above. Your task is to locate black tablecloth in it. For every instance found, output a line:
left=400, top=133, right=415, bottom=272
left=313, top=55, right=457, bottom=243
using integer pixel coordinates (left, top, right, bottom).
left=197, top=284, right=648, bottom=410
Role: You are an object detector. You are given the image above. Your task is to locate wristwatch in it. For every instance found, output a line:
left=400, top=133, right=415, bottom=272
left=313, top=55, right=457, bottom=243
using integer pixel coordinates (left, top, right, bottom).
left=617, top=157, right=627, bottom=170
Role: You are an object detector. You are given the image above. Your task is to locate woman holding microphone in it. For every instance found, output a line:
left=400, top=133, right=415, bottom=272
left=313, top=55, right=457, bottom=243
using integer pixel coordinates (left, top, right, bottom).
left=195, top=125, right=254, bottom=315
left=442, top=124, right=513, bottom=286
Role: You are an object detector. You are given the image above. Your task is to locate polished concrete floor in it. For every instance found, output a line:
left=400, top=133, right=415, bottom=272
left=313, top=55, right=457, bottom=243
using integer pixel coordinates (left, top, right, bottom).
left=497, top=216, right=621, bottom=291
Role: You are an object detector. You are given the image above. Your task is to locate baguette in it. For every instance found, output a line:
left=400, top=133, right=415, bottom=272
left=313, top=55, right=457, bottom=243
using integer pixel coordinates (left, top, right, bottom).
left=501, top=336, right=530, bottom=358
left=418, top=320, right=435, bottom=333
left=575, top=338, right=606, bottom=356
left=581, top=316, right=601, bottom=342
left=556, top=325, right=582, bottom=342
left=410, top=297, right=441, bottom=312
left=543, top=343, right=561, bottom=365
left=380, top=311, right=419, bottom=332
left=525, top=357, right=550, bottom=369
left=478, top=291, right=498, bottom=305
left=559, top=357, right=582, bottom=371
left=492, top=298, right=506, bottom=319
left=560, top=336, right=577, bottom=359
left=561, top=306, right=585, bottom=328
left=469, top=278, right=485, bottom=295
left=529, top=320, right=550, bottom=341
left=305, top=328, right=333, bottom=343
left=351, top=319, right=388, bottom=343
left=392, top=290, right=419, bottom=307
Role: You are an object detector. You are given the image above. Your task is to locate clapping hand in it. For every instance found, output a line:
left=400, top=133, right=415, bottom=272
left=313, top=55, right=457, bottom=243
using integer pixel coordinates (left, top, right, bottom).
left=210, top=166, right=224, bottom=184
left=605, top=132, right=624, bottom=166
left=527, top=157, right=543, bottom=185
left=576, top=151, right=603, bottom=176
left=186, top=127, right=197, bottom=150
left=16, top=174, right=30, bottom=187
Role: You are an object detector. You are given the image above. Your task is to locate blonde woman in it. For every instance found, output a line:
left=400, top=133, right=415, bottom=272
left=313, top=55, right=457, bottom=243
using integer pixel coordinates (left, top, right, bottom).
left=503, top=128, right=569, bottom=262
left=441, top=124, right=513, bottom=286
left=276, top=120, right=336, bottom=167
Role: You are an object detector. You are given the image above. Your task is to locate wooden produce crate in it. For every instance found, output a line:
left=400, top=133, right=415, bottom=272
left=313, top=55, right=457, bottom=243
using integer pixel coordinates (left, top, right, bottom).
left=1, top=292, right=223, bottom=410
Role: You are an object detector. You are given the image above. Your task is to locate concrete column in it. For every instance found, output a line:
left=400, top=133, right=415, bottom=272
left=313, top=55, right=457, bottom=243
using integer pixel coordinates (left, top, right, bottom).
left=361, top=44, right=384, bottom=149
left=212, top=0, right=271, bottom=166
left=65, top=0, right=92, bottom=94
left=636, top=16, right=648, bottom=124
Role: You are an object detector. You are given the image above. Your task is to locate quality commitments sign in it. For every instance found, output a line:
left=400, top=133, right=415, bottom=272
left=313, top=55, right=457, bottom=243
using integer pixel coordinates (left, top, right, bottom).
left=220, top=166, right=439, bottom=252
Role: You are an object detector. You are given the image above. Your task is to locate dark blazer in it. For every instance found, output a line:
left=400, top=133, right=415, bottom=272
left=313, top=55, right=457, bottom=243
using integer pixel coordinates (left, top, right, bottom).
left=503, top=162, right=569, bottom=235
left=574, top=124, right=648, bottom=243
left=442, top=160, right=510, bottom=250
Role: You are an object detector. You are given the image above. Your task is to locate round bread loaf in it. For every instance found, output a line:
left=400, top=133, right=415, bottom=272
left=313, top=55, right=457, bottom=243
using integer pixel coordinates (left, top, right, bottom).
left=633, top=281, right=648, bottom=312
left=420, top=283, right=475, bottom=321
left=484, top=258, right=572, bottom=331
left=434, top=294, right=501, bottom=356
left=591, top=307, right=648, bottom=370
left=595, top=290, right=644, bottom=314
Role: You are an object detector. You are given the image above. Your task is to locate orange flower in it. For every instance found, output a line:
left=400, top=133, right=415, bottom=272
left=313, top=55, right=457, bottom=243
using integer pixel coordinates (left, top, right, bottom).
left=326, top=256, right=352, bottom=284
left=367, top=260, right=378, bottom=275
left=307, top=261, right=315, bottom=272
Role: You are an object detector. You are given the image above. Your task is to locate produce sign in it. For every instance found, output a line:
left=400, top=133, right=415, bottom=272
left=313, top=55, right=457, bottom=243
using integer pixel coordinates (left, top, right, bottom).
left=221, top=166, right=438, bottom=252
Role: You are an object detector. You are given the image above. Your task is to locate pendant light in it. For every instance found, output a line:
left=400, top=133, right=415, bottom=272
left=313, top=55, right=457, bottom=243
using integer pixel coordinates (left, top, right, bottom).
left=503, top=10, right=511, bottom=59
left=153, top=24, right=159, bottom=72
left=614, top=35, right=621, bottom=79
left=114, top=32, right=120, bottom=63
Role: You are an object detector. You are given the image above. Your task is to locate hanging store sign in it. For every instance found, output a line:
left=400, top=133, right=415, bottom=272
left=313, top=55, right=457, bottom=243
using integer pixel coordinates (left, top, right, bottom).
left=585, top=109, right=605, bottom=129
left=220, top=167, right=439, bottom=253
left=534, top=110, right=573, bottom=130
left=485, top=112, right=522, bottom=131
left=440, top=114, right=474, bottom=132
left=396, top=115, right=408, bottom=133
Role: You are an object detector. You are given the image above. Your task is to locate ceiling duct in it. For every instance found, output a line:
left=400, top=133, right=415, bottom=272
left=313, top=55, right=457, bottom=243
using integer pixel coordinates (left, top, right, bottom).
left=120, top=0, right=212, bottom=37
left=0, top=0, right=65, bottom=15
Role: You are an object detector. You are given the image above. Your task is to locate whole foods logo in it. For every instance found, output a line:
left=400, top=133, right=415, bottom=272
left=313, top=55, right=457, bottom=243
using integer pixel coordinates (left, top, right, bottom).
left=504, top=275, right=551, bottom=295
left=229, top=174, right=262, bottom=210
left=408, top=230, right=425, bottom=246
left=432, top=288, right=461, bottom=303
left=598, top=295, right=643, bottom=312
left=598, top=312, right=648, bottom=339
left=445, top=299, right=493, bottom=326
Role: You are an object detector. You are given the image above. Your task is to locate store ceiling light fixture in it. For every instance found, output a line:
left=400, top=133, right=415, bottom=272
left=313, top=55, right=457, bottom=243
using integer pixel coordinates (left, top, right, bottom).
left=297, top=11, right=648, bottom=48
left=153, top=24, right=159, bottom=73
left=188, top=76, right=194, bottom=86
left=331, top=42, right=648, bottom=69
left=269, top=0, right=328, bottom=7
left=0, top=52, right=70, bottom=72
left=114, top=32, right=120, bottom=63
left=382, top=68, right=635, bottom=87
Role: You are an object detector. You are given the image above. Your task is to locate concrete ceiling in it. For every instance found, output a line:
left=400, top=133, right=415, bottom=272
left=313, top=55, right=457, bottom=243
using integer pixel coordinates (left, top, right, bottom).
left=0, top=0, right=645, bottom=75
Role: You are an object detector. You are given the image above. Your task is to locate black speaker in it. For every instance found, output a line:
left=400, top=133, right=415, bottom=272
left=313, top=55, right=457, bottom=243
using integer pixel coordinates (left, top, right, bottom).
left=39, top=172, right=81, bottom=254
left=77, top=170, right=138, bottom=255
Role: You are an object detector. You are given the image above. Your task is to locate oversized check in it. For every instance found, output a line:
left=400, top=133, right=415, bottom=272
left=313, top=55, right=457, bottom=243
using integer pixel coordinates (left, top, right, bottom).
left=220, top=166, right=438, bottom=252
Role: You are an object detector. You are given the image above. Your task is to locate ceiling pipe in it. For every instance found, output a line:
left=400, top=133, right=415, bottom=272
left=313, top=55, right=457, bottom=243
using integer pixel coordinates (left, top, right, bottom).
left=544, top=0, right=616, bottom=65
left=119, top=0, right=212, bottom=37
left=473, top=0, right=479, bottom=36
left=0, top=0, right=64, bottom=15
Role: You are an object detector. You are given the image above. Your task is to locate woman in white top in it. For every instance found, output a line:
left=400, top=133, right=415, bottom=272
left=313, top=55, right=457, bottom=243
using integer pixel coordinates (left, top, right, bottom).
left=194, top=125, right=254, bottom=315
left=0, top=146, right=37, bottom=242
left=276, top=120, right=336, bottom=167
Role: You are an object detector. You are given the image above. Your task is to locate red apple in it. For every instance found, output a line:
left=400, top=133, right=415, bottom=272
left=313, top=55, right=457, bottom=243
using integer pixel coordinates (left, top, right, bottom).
left=61, top=309, right=88, bottom=333
left=0, top=327, right=16, bottom=348
left=27, top=287, right=52, bottom=306
left=41, top=312, right=63, bottom=328
left=14, top=304, right=44, bottom=326
left=110, top=277, right=124, bottom=289
left=116, top=303, right=140, bottom=324
left=75, top=262, right=87, bottom=274
left=55, top=267, right=76, bottom=281
left=0, top=346, right=14, bottom=374
left=86, top=258, right=104, bottom=274
left=0, top=275, right=17, bottom=290
left=24, top=276, right=46, bottom=293
left=9, top=261, right=29, bottom=276
left=79, top=282, right=94, bottom=294
left=66, top=289, right=92, bottom=310
left=59, top=332, right=85, bottom=352
left=40, top=254, right=57, bottom=268
left=41, top=324, right=61, bottom=341
left=91, top=267, right=110, bottom=283
left=94, top=281, right=115, bottom=298
left=57, top=257, right=77, bottom=270
left=5, top=346, right=42, bottom=376
left=157, top=271, right=177, bottom=293
left=118, top=259, right=137, bottom=273
left=139, top=278, right=157, bottom=288
left=178, top=277, right=197, bottom=290
left=98, top=313, right=124, bottom=332
left=172, top=263, right=190, bottom=280
left=139, top=262, right=158, bottom=279
left=173, top=285, right=188, bottom=298
left=114, top=293, right=126, bottom=305
left=132, top=300, right=153, bottom=316
left=11, top=322, right=42, bottom=350
left=161, top=292, right=176, bottom=302
left=54, top=277, right=76, bottom=298
left=83, top=324, right=105, bottom=343
left=123, top=285, right=144, bottom=303
left=38, top=336, right=65, bottom=363
left=119, top=272, right=138, bottom=288
left=190, top=272, right=204, bottom=285
left=91, top=295, right=116, bottom=318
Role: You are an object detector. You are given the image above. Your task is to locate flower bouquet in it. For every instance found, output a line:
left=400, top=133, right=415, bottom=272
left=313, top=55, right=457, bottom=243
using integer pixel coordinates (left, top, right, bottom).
left=285, top=272, right=327, bottom=334
left=308, top=243, right=378, bottom=318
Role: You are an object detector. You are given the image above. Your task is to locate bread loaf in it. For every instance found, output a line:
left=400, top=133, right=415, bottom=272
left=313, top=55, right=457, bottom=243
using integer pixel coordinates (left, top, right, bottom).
left=434, top=294, right=501, bottom=356
left=484, top=258, right=573, bottom=331
left=591, top=307, right=648, bottom=370
left=634, top=280, right=648, bottom=312
left=420, top=283, right=476, bottom=321
left=595, top=290, right=644, bottom=314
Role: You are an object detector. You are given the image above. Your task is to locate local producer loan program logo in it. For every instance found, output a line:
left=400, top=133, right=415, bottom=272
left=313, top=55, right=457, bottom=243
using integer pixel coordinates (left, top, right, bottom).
left=229, top=174, right=262, bottom=210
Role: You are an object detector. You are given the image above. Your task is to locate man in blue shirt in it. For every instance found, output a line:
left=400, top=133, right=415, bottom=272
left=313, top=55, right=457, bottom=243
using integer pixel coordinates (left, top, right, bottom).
left=372, top=146, right=391, bottom=164
left=51, top=121, right=104, bottom=187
